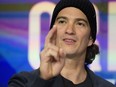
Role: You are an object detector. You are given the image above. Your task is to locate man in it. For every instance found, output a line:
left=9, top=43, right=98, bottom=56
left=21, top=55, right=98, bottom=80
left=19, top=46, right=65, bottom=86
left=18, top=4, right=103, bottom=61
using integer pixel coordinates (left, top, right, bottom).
left=8, top=0, right=115, bottom=87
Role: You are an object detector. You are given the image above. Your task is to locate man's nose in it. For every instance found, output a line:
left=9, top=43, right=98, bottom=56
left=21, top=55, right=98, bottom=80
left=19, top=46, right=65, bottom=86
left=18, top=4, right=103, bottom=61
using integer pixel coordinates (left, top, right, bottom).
left=65, top=23, right=75, bottom=35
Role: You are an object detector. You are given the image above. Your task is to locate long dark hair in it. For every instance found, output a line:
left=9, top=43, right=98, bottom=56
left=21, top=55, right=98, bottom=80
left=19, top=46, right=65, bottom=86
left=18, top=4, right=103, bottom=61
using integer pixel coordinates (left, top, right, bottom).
left=85, top=44, right=100, bottom=65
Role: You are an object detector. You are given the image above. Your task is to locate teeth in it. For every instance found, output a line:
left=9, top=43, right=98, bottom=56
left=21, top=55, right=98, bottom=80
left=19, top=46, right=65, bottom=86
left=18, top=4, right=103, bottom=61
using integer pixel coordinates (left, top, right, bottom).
left=63, top=38, right=76, bottom=45
left=64, top=39, right=75, bottom=43
left=65, top=39, right=74, bottom=42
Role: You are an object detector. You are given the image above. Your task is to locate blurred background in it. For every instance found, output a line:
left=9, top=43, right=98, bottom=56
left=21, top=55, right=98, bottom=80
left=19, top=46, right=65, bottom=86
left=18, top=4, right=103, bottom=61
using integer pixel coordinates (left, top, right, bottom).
left=0, top=0, right=116, bottom=87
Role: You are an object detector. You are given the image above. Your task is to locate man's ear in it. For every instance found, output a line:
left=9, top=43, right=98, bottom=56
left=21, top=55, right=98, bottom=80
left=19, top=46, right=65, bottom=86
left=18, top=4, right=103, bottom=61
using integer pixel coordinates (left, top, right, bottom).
left=88, top=36, right=93, bottom=46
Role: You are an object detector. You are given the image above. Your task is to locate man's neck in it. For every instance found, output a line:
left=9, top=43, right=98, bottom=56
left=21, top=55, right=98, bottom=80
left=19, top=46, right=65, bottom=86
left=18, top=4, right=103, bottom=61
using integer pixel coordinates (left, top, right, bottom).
left=61, top=58, right=87, bottom=84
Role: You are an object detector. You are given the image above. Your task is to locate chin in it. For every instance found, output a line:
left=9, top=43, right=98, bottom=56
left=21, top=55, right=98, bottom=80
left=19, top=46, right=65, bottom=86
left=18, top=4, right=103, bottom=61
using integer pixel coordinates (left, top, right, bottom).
left=65, top=50, right=76, bottom=56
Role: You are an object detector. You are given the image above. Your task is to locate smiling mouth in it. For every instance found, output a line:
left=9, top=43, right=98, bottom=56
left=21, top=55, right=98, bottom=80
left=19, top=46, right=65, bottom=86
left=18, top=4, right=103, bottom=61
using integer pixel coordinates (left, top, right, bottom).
left=63, top=38, right=76, bottom=45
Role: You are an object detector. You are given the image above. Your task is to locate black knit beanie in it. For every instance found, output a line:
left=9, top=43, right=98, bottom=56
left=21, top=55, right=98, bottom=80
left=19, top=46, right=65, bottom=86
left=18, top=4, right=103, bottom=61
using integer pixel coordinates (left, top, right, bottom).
left=50, top=0, right=97, bottom=42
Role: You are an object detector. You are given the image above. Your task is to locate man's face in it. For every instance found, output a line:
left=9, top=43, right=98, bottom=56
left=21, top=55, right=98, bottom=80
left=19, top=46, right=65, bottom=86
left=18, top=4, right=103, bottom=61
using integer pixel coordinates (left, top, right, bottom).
left=54, top=7, right=93, bottom=58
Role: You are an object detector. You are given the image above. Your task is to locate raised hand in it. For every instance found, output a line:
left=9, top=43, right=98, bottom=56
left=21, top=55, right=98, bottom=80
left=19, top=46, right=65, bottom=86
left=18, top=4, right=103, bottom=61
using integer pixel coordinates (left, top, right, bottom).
left=40, top=25, right=65, bottom=80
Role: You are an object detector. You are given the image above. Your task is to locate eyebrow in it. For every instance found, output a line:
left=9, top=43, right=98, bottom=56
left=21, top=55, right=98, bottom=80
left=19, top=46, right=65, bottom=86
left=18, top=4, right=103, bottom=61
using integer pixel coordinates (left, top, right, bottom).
left=56, top=16, right=88, bottom=24
left=56, top=16, right=67, bottom=21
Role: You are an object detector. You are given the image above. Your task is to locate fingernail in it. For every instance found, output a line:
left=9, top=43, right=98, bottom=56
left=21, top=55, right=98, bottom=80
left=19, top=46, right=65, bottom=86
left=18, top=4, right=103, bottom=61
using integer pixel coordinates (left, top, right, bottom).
left=53, top=25, right=56, bottom=28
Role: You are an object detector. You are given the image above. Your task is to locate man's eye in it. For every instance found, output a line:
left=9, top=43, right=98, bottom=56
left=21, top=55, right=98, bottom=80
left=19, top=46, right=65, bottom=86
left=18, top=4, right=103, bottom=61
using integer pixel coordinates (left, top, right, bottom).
left=77, top=22, right=85, bottom=27
left=58, top=20, right=66, bottom=24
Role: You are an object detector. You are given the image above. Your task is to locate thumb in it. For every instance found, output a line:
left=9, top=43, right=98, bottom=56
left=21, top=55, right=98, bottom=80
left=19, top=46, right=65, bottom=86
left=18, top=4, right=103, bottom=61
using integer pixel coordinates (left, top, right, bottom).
left=59, top=48, right=66, bottom=58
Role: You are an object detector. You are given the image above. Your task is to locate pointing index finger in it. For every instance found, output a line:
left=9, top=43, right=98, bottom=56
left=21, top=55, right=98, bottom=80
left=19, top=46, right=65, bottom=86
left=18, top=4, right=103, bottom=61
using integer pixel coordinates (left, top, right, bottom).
left=45, top=25, right=57, bottom=45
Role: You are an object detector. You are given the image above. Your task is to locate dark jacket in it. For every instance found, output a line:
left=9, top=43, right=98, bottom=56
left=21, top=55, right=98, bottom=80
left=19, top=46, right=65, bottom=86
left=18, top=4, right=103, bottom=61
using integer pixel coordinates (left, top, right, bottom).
left=8, top=68, right=115, bottom=87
